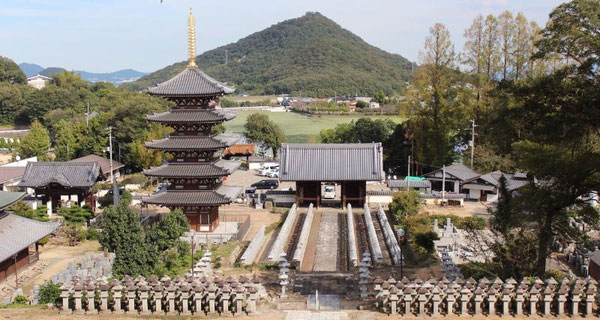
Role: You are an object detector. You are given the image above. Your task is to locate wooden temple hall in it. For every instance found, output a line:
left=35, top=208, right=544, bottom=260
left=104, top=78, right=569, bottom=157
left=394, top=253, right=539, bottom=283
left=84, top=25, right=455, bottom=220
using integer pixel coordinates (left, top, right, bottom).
left=279, top=143, right=385, bottom=208
left=142, top=9, right=242, bottom=232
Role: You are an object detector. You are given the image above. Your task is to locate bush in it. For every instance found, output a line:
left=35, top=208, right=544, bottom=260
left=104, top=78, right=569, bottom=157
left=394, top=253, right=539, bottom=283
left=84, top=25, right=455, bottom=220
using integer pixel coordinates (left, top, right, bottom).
left=120, top=173, right=148, bottom=185
left=98, top=190, right=132, bottom=208
left=414, top=231, right=439, bottom=253
left=38, top=282, right=62, bottom=305
left=85, top=227, right=101, bottom=240
left=12, top=295, right=28, bottom=305
left=57, top=205, right=93, bottom=226
left=390, top=191, right=421, bottom=222
left=356, top=100, right=369, bottom=108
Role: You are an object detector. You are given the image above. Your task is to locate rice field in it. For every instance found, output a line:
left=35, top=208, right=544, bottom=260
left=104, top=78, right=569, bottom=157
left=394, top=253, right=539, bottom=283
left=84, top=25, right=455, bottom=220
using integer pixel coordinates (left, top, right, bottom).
left=224, top=110, right=404, bottom=143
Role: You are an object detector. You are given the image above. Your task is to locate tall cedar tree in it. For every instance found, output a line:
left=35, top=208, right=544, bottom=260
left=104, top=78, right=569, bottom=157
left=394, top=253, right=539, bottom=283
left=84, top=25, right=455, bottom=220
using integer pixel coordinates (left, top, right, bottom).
left=17, top=120, right=50, bottom=160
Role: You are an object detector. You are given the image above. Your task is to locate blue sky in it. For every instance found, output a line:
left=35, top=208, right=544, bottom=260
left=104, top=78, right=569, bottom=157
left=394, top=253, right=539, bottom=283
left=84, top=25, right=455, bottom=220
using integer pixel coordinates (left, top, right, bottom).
left=0, top=0, right=564, bottom=73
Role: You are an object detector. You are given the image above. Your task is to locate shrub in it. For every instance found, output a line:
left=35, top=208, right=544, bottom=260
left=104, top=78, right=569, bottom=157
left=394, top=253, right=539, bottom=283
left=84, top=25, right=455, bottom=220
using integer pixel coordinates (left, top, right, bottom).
left=57, top=205, right=93, bottom=226
left=414, top=231, right=439, bottom=253
left=12, top=295, right=28, bottom=305
left=38, top=282, right=62, bottom=305
left=356, top=100, right=369, bottom=108
left=85, top=227, right=101, bottom=240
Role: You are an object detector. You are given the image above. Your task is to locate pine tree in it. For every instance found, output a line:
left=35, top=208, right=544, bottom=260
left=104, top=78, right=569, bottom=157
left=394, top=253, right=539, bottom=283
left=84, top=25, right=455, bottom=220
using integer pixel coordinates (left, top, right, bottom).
left=17, top=120, right=50, bottom=160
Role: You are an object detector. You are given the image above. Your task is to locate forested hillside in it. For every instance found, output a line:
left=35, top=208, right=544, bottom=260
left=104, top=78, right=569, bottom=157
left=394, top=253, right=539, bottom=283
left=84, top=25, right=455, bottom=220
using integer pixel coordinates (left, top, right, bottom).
left=124, top=12, right=413, bottom=96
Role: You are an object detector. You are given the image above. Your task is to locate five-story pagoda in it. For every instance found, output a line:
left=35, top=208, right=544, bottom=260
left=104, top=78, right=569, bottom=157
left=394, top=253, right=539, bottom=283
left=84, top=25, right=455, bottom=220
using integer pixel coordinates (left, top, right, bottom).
left=143, top=9, right=241, bottom=232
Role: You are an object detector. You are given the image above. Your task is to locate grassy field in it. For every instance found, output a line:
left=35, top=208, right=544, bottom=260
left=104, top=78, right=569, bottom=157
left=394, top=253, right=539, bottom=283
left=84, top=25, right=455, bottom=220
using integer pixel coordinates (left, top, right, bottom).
left=224, top=110, right=404, bottom=143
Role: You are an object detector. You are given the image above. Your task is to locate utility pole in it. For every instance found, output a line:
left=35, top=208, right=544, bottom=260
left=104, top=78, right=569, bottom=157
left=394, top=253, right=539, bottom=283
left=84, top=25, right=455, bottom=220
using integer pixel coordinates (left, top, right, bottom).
left=470, top=119, right=476, bottom=170
left=86, top=101, right=90, bottom=127
left=225, top=49, right=228, bottom=65
left=108, top=127, right=114, bottom=183
left=442, top=165, right=446, bottom=203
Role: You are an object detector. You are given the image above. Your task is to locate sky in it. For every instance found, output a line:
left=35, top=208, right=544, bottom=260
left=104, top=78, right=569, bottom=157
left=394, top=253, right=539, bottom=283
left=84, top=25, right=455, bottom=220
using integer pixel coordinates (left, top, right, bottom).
left=0, top=0, right=565, bottom=73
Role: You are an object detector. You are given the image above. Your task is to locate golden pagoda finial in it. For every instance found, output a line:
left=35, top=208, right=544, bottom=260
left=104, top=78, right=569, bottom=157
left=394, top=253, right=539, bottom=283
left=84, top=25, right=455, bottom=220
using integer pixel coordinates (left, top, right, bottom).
left=187, top=8, right=197, bottom=68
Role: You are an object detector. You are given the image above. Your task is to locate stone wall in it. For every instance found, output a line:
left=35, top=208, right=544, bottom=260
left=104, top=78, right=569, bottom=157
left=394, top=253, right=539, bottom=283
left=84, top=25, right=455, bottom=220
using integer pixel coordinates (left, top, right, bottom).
left=59, top=274, right=263, bottom=316
left=292, top=203, right=314, bottom=266
left=373, top=276, right=598, bottom=317
left=268, top=204, right=297, bottom=261
left=240, top=226, right=265, bottom=265
left=346, top=204, right=358, bottom=267
left=363, top=204, right=383, bottom=263
left=376, top=204, right=402, bottom=266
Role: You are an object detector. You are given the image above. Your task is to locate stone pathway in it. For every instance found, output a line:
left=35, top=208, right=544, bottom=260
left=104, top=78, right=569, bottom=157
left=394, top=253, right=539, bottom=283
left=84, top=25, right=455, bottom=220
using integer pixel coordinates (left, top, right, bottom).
left=313, top=212, right=338, bottom=272
left=284, top=311, right=348, bottom=320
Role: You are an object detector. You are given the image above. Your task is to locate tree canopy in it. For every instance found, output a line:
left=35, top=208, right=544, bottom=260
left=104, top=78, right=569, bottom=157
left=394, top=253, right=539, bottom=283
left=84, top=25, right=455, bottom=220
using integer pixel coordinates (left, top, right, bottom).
left=0, top=56, right=26, bottom=84
left=244, top=113, right=287, bottom=158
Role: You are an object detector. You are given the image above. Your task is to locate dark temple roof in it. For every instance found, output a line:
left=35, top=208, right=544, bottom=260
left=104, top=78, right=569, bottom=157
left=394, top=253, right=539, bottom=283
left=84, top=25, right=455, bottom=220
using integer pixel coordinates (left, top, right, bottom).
left=143, top=185, right=243, bottom=206
left=144, top=160, right=240, bottom=178
left=145, top=134, right=240, bottom=151
left=146, top=110, right=236, bottom=124
left=423, top=163, right=480, bottom=182
left=19, top=162, right=100, bottom=188
left=279, top=143, right=385, bottom=182
left=147, top=68, right=235, bottom=97
left=69, top=154, right=124, bottom=177
left=0, top=212, right=60, bottom=263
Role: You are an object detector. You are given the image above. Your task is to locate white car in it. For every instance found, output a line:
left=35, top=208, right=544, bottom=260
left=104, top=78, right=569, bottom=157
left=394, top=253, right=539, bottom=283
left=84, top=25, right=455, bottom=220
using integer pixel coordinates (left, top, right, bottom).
left=259, top=165, right=279, bottom=176
left=268, top=170, right=279, bottom=178
left=323, top=186, right=336, bottom=199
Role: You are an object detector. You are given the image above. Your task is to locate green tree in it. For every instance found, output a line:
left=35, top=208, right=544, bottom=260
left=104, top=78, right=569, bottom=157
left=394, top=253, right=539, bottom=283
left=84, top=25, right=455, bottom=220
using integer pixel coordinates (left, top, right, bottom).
left=405, top=23, right=470, bottom=172
left=145, top=209, right=189, bottom=253
left=389, top=190, right=422, bottom=221
left=0, top=56, right=26, bottom=84
left=17, top=120, right=50, bottom=160
left=99, top=201, right=151, bottom=277
left=243, top=113, right=287, bottom=158
left=0, top=83, right=29, bottom=124
left=372, top=90, right=385, bottom=105
left=53, top=119, right=78, bottom=161
left=355, top=100, right=369, bottom=109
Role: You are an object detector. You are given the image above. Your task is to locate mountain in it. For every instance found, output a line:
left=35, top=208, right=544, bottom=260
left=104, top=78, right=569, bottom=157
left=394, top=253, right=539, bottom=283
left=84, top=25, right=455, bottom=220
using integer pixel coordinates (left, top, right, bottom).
left=19, top=63, right=44, bottom=77
left=19, top=63, right=147, bottom=85
left=124, top=12, right=413, bottom=96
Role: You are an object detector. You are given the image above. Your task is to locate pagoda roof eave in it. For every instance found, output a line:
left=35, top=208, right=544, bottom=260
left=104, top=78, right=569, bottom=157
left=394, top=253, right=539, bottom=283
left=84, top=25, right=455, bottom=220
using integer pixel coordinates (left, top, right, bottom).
left=143, top=160, right=240, bottom=178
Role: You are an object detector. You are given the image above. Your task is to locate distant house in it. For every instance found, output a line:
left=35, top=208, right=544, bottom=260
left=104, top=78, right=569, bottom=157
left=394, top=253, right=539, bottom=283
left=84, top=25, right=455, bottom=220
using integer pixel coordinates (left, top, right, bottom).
left=0, top=167, right=26, bottom=192
left=0, top=156, right=38, bottom=192
left=26, top=74, right=52, bottom=89
left=423, top=163, right=480, bottom=194
left=69, top=154, right=124, bottom=180
left=18, top=162, right=101, bottom=215
left=461, top=171, right=530, bottom=202
left=0, top=191, right=60, bottom=282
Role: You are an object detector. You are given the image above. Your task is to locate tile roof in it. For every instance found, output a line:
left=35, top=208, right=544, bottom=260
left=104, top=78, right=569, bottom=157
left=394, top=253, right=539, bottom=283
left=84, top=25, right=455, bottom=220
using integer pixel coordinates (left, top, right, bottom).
left=143, top=185, right=242, bottom=206
left=0, top=167, right=25, bottom=184
left=279, top=143, right=385, bottom=182
left=0, top=212, right=60, bottom=263
left=0, top=191, right=25, bottom=211
left=424, top=163, right=480, bottom=181
left=19, top=162, right=100, bottom=188
left=143, top=160, right=240, bottom=178
left=146, top=110, right=236, bottom=124
left=144, top=135, right=234, bottom=151
left=147, top=68, right=234, bottom=97
left=388, top=180, right=431, bottom=189
left=69, top=154, right=124, bottom=176
left=463, top=170, right=530, bottom=192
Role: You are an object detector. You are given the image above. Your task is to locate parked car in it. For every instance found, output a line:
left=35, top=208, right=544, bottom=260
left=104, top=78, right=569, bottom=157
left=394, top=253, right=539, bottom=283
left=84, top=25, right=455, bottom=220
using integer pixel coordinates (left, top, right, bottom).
left=244, top=187, right=257, bottom=195
left=323, top=186, right=336, bottom=199
left=251, top=179, right=279, bottom=190
left=259, top=165, right=279, bottom=176
left=267, top=170, right=279, bottom=178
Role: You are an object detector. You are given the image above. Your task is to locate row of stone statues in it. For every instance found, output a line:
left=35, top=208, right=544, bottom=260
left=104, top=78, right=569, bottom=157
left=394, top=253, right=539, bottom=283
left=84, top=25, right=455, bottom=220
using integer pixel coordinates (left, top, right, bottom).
left=59, top=274, right=265, bottom=316
left=374, top=276, right=598, bottom=317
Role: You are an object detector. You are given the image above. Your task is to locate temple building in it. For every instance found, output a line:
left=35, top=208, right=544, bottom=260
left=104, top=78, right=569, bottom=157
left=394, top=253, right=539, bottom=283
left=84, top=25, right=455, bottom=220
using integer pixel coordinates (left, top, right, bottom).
left=143, top=9, right=242, bottom=232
